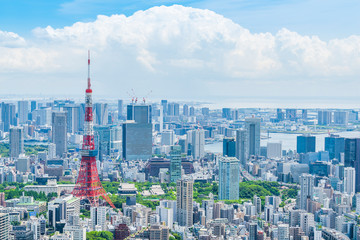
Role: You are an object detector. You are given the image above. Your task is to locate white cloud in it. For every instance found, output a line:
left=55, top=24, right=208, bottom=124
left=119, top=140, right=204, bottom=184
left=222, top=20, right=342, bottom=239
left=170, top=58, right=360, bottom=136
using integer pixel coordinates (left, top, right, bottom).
left=0, top=5, right=359, bottom=98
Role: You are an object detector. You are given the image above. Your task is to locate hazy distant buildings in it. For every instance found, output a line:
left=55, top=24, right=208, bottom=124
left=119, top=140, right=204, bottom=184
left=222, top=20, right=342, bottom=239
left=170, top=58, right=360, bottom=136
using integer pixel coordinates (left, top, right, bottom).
left=118, top=100, right=123, bottom=120
left=333, top=111, right=348, bottom=125
left=52, top=112, right=67, bottom=158
left=17, top=100, right=28, bottom=124
left=317, top=110, right=332, bottom=125
left=297, top=135, right=315, bottom=154
left=93, top=103, right=108, bottom=126
left=10, top=127, right=24, bottom=158
left=219, top=157, right=239, bottom=200
left=1, top=103, right=16, bottom=132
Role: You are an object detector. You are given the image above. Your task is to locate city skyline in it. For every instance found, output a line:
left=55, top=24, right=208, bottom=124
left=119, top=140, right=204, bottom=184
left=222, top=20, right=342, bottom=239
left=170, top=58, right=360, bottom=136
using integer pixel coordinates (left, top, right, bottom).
left=0, top=1, right=359, bottom=105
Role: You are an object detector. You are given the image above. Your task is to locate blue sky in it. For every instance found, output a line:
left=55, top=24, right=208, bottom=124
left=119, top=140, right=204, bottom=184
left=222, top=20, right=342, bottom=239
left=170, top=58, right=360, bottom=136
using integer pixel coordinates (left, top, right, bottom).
left=1, top=0, right=359, bottom=39
left=0, top=0, right=359, bottom=104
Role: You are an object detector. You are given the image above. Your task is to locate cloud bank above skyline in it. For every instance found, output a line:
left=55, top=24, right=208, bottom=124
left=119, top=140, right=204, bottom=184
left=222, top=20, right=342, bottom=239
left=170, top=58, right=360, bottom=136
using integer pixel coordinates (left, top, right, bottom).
left=0, top=5, right=359, bottom=103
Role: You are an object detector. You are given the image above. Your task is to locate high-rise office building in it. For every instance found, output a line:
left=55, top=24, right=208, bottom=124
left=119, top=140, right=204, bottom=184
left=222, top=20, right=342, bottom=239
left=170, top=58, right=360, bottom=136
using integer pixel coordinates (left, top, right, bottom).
left=176, top=179, right=193, bottom=227
left=122, top=121, right=152, bottom=160
left=300, top=212, right=314, bottom=236
left=17, top=101, right=28, bottom=124
left=218, top=157, right=240, bottom=200
left=267, top=142, right=282, bottom=159
left=127, top=104, right=152, bottom=124
left=93, top=103, right=108, bottom=126
left=118, top=100, right=123, bottom=120
left=90, top=206, right=107, bottom=231
left=286, top=109, right=297, bottom=121
left=63, top=105, right=80, bottom=134
left=245, top=118, right=261, bottom=158
left=189, top=106, right=195, bottom=116
left=94, top=125, right=122, bottom=161
left=1, top=103, right=16, bottom=132
left=276, top=109, right=285, bottom=121
left=52, top=112, right=67, bottom=158
left=30, top=100, right=37, bottom=112
left=161, top=100, right=168, bottom=116
left=297, top=135, right=316, bottom=154
left=161, top=130, right=174, bottom=146
left=223, top=138, right=236, bottom=157
left=167, top=103, right=180, bottom=116
left=299, top=174, right=314, bottom=210
left=183, top=104, right=189, bottom=116
left=317, top=110, right=332, bottom=125
left=325, top=135, right=345, bottom=160
left=334, top=111, right=349, bottom=125
left=222, top=108, right=231, bottom=120
left=343, top=167, right=356, bottom=195
left=0, top=213, right=9, bottom=240
left=249, top=222, right=257, bottom=240
left=170, top=146, right=182, bottom=183
left=344, top=138, right=360, bottom=192
left=15, top=157, right=30, bottom=173
left=149, top=225, right=169, bottom=240
left=236, top=129, right=246, bottom=165
left=187, top=129, right=205, bottom=160
left=9, top=127, right=24, bottom=158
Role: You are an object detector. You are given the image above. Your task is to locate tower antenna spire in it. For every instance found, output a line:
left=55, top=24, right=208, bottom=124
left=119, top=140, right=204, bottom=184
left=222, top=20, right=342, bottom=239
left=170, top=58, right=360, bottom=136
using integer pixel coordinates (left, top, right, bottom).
left=88, top=50, right=91, bottom=89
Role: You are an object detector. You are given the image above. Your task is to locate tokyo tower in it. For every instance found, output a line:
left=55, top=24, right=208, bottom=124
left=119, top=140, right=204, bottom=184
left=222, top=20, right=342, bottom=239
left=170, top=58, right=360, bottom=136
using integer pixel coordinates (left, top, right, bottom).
left=72, top=51, right=115, bottom=209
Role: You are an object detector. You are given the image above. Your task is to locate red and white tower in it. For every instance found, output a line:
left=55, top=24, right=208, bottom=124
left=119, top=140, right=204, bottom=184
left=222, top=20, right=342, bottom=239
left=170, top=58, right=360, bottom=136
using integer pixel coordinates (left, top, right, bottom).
left=72, top=51, right=115, bottom=208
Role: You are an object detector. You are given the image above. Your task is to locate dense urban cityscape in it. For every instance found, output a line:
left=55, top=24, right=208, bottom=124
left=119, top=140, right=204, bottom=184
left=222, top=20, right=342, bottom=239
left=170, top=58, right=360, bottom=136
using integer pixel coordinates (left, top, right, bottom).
left=0, top=51, right=358, bottom=240
left=1, top=0, right=359, bottom=240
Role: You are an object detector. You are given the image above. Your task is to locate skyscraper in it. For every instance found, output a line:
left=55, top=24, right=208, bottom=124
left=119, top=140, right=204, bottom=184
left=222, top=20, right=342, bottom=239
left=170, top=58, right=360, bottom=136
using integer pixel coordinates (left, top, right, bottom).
left=118, top=100, right=123, bottom=120
left=93, top=103, right=108, bottom=126
left=122, top=121, right=152, bottom=160
left=223, top=138, right=236, bottom=157
left=127, top=104, right=152, bottom=124
left=1, top=103, right=16, bottom=132
left=183, top=104, right=189, bottom=116
left=236, top=129, right=246, bottom=165
left=334, top=111, right=349, bottom=125
left=218, top=156, right=240, bottom=200
left=9, top=127, right=24, bottom=158
left=17, top=101, right=28, bottom=124
left=297, top=135, right=316, bottom=154
left=245, top=118, right=261, bottom=158
left=30, top=100, right=37, bottom=112
left=299, top=174, right=314, bottom=210
left=90, top=206, right=107, bottom=231
left=176, top=179, right=193, bottom=227
left=344, top=138, right=360, bottom=192
left=343, top=167, right=356, bottom=195
left=278, top=224, right=290, bottom=240
left=0, top=213, right=9, bottom=240
left=187, top=129, right=205, bottom=160
left=63, top=105, right=80, bottom=134
left=52, top=112, right=67, bottom=158
left=325, top=135, right=345, bottom=160
left=222, top=108, right=231, bottom=120
left=170, top=146, right=182, bottom=182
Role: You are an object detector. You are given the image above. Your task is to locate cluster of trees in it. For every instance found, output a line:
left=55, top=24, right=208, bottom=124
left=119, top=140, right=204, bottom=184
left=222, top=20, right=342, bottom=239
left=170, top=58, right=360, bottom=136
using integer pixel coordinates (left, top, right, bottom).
left=193, top=182, right=218, bottom=203
left=1, top=182, right=57, bottom=202
left=24, top=145, right=48, bottom=155
left=239, top=181, right=280, bottom=199
left=0, top=143, right=9, bottom=157
left=170, top=232, right=182, bottom=240
left=281, top=188, right=298, bottom=200
left=86, top=231, right=113, bottom=240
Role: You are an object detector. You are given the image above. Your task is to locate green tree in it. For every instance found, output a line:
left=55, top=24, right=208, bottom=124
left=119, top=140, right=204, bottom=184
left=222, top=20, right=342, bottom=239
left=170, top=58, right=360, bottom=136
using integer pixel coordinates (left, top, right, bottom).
left=86, top=231, right=113, bottom=240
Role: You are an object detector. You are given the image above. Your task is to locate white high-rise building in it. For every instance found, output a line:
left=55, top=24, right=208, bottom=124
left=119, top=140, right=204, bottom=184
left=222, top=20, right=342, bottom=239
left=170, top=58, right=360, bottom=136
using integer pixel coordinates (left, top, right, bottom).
left=299, top=174, right=314, bottom=210
left=278, top=224, right=289, bottom=240
left=235, top=129, right=246, bottom=165
left=187, top=130, right=205, bottom=160
left=356, top=193, right=360, bottom=214
left=91, top=206, right=107, bottom=231
left=344, top=167, right=356, bottom=195
left=161, top=130, right=174, bottom=146
left=18, top=100, right=29, bottom=124
left=300, top=212, right=314, bottom=236
left=0, top=213, right=9, bottom=240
